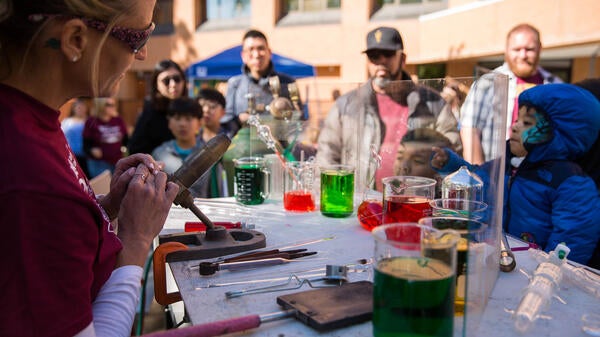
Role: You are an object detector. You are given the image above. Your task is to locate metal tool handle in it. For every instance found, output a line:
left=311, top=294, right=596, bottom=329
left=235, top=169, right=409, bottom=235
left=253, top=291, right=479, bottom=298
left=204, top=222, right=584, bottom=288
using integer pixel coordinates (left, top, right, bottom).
left=500, top=232, right=517, bottom=272
left=199, top=257, right=289, bottom=276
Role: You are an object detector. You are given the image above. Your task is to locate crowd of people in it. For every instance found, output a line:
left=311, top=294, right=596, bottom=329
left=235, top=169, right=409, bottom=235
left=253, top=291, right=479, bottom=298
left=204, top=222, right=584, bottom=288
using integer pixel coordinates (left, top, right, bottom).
left=1, top=1, right=599, bottom=336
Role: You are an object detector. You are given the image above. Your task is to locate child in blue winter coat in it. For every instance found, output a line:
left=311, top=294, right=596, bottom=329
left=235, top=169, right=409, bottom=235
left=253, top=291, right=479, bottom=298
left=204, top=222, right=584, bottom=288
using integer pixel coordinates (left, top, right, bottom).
left=431, top=83, right=600, bottom=267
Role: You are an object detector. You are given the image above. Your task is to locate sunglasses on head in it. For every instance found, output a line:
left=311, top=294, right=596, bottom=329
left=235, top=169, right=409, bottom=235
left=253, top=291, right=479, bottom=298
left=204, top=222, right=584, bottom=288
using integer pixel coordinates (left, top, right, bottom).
left=161, top=75, right=183, bottom=86
left=366, top=49, right=397, bottom=62
left=29, top=14, right=155, bottom=54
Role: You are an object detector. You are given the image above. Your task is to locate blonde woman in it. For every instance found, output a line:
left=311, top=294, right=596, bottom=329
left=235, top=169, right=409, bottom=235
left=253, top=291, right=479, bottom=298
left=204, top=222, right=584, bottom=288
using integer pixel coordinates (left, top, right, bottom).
left=83, top=97, right=129, bottom=178
left=0, top=1, right=178, bottom=336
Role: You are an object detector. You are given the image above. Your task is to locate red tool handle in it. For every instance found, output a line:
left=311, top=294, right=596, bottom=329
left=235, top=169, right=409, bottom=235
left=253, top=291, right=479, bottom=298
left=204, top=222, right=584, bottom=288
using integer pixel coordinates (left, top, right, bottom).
left=142, top=314, right=261, bottom=337
left=184, top=221, right=242, bottom=232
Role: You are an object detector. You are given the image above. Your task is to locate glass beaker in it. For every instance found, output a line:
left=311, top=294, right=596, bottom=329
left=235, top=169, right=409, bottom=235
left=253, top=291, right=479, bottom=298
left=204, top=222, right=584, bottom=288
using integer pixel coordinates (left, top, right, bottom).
left=358, top=143, right=384, bottom=231
left=381, top=176, right=436, bottom=224
left=320, top=164, right=355, bottom=218
left=372, top=222, right=459, bottom=337
left=283, top=161, right=316, bottom=212
left=418, top=216, right=488, bottom=316
left=429, top=198, right=488, bottom=221
left=233, top=157, right=270, bottom=205
left=264, top=154, right=284, bottom=201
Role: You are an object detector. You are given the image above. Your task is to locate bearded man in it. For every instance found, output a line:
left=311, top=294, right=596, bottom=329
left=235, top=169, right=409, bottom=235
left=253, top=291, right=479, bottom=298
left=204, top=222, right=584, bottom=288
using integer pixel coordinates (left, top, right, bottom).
left=316, top=27, right=461, bottom=191
left=460, top=23, right=562, bottom=164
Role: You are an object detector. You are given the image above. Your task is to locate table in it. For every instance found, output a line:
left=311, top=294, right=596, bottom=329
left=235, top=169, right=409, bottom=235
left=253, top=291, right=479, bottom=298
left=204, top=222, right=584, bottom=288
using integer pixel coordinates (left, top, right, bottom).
left=160, top=198, right=600, bottom=337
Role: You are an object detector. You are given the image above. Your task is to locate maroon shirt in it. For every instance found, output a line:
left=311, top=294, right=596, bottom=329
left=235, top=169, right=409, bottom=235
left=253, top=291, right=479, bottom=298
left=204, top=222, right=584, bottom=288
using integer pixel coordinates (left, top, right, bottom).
left=0, top=84, right=122, bottom=336
left=510, top=73, right=544, bottom=129
left=375, top=93, right=409, bottom=190
left=83, top=115, right=128, bottom=165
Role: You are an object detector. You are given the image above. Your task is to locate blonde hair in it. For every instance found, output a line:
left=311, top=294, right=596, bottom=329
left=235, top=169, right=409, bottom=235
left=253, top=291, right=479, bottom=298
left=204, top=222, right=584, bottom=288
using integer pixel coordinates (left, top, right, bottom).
left=91, top=97, right=116, bottom=117
left=0, top=0, right=138, bottom=96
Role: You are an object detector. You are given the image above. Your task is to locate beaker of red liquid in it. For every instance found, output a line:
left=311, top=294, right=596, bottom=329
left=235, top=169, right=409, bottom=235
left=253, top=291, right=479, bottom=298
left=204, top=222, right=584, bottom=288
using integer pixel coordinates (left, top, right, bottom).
left=283, top=161, right=316, bottom=212
left=381, top=176, right=436, bottom=224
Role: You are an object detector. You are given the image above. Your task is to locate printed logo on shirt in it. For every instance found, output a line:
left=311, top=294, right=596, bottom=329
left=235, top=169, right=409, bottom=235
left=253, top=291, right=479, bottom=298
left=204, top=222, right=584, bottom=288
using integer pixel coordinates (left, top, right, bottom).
left=66, top=143, right=114, bottom=232
left=67, top=144, right=88, bottom=192
left=99, top=125, right=124, bottom=144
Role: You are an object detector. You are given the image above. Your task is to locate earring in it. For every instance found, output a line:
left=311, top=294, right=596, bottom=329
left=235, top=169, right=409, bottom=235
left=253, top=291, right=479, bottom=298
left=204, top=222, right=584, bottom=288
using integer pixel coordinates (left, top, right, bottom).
left=72, top=55, right=79, bottom=62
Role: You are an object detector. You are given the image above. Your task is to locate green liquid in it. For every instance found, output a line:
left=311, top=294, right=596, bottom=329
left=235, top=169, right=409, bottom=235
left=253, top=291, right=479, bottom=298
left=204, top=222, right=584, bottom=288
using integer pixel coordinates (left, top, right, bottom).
left=373, top=257, right=455, bottom=337
left=234, top=165, right=265, bottom=205
left=320, top=170, right=354, bottom=217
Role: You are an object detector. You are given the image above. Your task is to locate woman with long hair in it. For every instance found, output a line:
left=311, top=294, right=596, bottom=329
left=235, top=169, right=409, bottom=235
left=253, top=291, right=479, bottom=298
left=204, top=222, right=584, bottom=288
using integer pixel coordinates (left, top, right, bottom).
left=0, top=1, right=179, bottom=336
left=128, top=59, right=188, bottom=154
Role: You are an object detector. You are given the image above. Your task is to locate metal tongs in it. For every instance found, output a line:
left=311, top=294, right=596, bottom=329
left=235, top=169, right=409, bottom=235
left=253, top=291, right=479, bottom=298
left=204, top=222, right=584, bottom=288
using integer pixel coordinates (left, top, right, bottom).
left=225, top=264, right=349, bottom=298
left=195, top=249, right=318, bottom=276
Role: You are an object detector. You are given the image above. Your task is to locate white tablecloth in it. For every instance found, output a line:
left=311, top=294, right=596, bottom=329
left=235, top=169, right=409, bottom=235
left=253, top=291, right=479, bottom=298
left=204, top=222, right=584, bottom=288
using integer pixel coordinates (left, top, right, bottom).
left=160, top=198, right=600, bottom=337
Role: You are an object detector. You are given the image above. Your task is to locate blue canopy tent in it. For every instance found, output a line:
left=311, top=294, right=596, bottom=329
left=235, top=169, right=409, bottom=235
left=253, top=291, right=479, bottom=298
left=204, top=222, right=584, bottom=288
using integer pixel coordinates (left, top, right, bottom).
left=186, top=45, right=316, bottom=80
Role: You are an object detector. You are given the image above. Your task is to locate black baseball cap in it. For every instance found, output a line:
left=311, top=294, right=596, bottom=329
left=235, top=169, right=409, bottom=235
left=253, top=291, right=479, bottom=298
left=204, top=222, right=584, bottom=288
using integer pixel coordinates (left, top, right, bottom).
left=363, top=27, right=404, bottom=52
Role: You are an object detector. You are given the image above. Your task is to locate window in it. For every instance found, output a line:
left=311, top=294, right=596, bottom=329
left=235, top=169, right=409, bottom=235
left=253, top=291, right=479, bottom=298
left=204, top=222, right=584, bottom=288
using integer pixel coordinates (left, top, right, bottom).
left=416, top=63, right=446, bottom=80
left=196, top=0, right=251, bottom=31
left=287, top=0, right=341, bottom=11
left=315, top=65, right=341, bottom=77
left=371, top=0, right=447, bottom=20
left=153, top=0, right=174, bottom=35
left=278, top=0, right=341, bottom=26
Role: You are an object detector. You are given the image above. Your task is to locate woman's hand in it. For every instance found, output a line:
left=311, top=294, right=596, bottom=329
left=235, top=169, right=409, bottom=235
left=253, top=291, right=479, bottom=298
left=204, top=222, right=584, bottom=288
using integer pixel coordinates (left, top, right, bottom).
left=98, top=154, right=162, bottom=220
left=431, top=146, right=449, bottom=169
left=115, top=164, right=179, bottom=267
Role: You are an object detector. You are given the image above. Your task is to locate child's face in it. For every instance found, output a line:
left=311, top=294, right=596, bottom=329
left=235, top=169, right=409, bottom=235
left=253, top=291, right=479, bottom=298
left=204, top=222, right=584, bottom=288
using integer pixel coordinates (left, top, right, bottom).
left=394, top=141, right=439, bottom=179
left=201, top=99, right=225, bottom=131
left=509, top=105, right=537, bottom=157
left=168, top=114, right=201, bottom=142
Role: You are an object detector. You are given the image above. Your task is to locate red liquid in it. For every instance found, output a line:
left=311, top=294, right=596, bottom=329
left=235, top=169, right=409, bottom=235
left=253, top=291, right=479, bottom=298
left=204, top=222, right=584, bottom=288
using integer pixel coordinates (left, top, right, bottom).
left=284, top=191, right=315, bottom=212
left=382, top=195, right=432, bottom=224
left=357, top=199, right=383, bottom=231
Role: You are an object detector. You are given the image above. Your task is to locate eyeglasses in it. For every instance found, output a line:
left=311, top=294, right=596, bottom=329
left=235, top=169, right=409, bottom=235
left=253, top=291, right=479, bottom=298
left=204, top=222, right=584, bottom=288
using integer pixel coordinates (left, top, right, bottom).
left=29, top=14, right=155, bottom=54
left=366, top=49, right=397, bottom=62
left=160, top=75, right=183, bottom=86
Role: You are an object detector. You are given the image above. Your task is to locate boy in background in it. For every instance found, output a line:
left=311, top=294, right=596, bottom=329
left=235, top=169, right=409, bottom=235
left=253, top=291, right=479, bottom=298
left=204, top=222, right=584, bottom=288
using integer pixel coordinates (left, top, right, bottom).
left=152, top=98, right=206, bottom=197
left=431, top=84, right=600, bottom=266
left=394, top=128, right=451, bottom=198
left=197, top=88, right=230, bottom=197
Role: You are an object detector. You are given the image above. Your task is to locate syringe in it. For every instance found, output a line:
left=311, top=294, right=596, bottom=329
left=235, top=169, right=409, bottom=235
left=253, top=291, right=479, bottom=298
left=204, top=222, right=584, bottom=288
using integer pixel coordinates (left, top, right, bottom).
left=529, top=247, right=600, bottom=299
left=512, top=243, right=569, bottom=334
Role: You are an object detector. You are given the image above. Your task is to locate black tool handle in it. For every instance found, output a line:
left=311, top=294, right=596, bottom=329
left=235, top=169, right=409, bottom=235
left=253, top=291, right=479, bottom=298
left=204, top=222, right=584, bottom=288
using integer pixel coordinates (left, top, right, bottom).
left=172, top=134, right=231, bottom=188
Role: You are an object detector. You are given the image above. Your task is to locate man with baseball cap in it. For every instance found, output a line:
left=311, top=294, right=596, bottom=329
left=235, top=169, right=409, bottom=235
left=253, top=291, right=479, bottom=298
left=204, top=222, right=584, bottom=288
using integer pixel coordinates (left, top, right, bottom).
left=316, top=26, right=461, bottom=191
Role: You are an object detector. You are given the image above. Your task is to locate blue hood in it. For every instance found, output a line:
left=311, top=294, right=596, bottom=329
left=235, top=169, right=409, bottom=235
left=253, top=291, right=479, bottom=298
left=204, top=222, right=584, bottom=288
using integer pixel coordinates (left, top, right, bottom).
left=518, top=83, right=600, bottom=162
